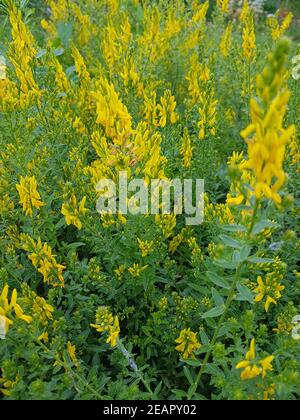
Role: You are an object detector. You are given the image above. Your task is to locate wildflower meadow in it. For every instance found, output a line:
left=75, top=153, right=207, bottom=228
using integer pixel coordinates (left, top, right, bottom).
left=0, top=0, right=300, bottom=401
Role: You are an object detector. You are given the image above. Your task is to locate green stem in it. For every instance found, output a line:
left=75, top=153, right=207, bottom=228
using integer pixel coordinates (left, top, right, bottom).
left=192, top=262, right=244, bottom=394
left=33, top=336, right=103, bottom=400
left=247, top=198, right=260, bottom=236
left=191, top=199, right=260, bottom=397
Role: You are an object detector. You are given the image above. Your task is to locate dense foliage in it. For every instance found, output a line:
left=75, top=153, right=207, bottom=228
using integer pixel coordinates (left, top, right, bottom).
left=0, top=0, right=299, bottom=400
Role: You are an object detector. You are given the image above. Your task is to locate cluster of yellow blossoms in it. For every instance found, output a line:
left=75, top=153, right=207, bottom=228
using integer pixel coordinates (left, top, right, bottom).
left=16, top=176, right=44, bottom=217
left=236, top=339, right=274, bottom=381
left=220, top=23, right=233, bottom=58
left=240, top=39, right=295, bottom=205
left=175, top=328, right=201, bottom=360
left=267, top=12, right=293, bottom=41
left=91, top=306, right=120, bottom=347
left=137, top=239, right=154, bottom=257
left=180, top=128, right=193, bottom=168
left=21, top=234, right=65, bottom=287
left=0, top=285, right=32, bottom=338
left=61, top=195, right=88, bottom=230
left=8, top=5, right=41, bottom=108
left=242, top=13, right=256, bottom=64
left=254, top=274, right=285, bottom=312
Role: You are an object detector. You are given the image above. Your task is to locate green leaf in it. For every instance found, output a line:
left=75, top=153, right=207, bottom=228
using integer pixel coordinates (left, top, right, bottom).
left=236, top=283, right=254, bottom=304
left=181, top=359, right=201, bottom=367
left=187, top=383, right=198, bottom=399
left=213, top=259, right=237, bottom=270
left=183, top=366, right=194, bottom=385
left=211, top=287, right=224, bottom=306
left=196, top=344, right=211, bottom=354
left=219, top=234, right=242, bottom=249
left=239, top=245, right=252, bottom=262
left=248, top=256, right=274, bottom=264
left=206, top=271, right=231, bottom=289
left=232, top=245, right=251, bottom=265
left=57, top=21, right=73, bottom=48
left=252, top=220, right=280, bottom=235
left=221, top=224, right=247, bottom=233
left=199, top=330, right=209, bottom=345
left=202, top=306, right=225, bottom=319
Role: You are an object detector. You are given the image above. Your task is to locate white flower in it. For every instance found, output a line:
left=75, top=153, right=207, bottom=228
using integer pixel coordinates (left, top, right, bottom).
left=0, top=55, right=6, bottom=80
left=291, top=55, right=300, bottom=80
left=0, top=315, right=7, bottom=340
left=292, top=65, right=300, bottom=80
left=292, top=55, right=300, bottom=65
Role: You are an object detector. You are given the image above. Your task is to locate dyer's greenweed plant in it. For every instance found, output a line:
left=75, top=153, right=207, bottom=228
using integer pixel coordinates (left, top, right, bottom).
left=0, top=0, right=299, bottom=401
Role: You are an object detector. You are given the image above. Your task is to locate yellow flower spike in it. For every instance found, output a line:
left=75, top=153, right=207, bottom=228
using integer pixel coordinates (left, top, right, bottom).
left=220, top=23, right=232, bottom=58
left=91, top=307, right=120, bottom=348
left=106, top=317, right=120, bottom=348
left=21, top=235, right=65, bottom=288
left=38, top=332, right=49, bottom=343
left=240, top=39, right=294, bottom=205
left=61, top=195, right=88, bottom=230
left=67, top=341, right=77, bottom=362
left=242, top=13, right=256, bottom=64
left=128, top=264, right=148, bottom=278
left=180, top=128, right=193, bottom=168
left=16, top=176, right=44, bottom=217
left=246, top=338, right=256, bottom=361
left=260, top=356, right=275, bottom=378
left=254, top=274, right=284, bottom=312
left=240, top=0, right=250, bottom=23
left=137, top=239, right=154, bottom=257
left=0, top=284, right=32, bottom=338
left=236, top=339, right=275, bottom=381
left=175, top=328, right=201, bottom=360
left=217, top=0, right=230, bottom=14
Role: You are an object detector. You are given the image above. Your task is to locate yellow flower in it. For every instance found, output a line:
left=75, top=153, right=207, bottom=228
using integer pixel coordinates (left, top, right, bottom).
left=0, top=370, right=19, bottom=396
left=93, top=76, right=133, bottom=145
left=272, top=12, right=293, bottom=40
left=175, top=328, right=201, bottom=360
left=91, top=306, right=120, bottom=348
left=157, top=90, right=179, bottom=127
left=53, top=58, right=70, bottom=93
left=38, top=332, right=49, bottom=343
left=114, top=265, right=126, bottom=280
left=180, top=128, right=193, bottom=168
left=220, top=23, right=232, bottom=58
left=21, top=235, right=65, bottom=288
left=259, top=355, right=275, bottom=378
left=106, top=317, right=120, bottom=347
left=128, top=264, right=148, bottom=278
left=16, top=176, right=44, bottom=217
left=236, top=339, right=275, bottom=380
left=216, top=0, right=229, bottom=14
left=240, top=0, right=250, bottom=23
left=241, top=39, right=295, bottom=205
left=9, top=5, right=41, bottom=107
left=61, top=195, right=88, bottom=230
left=254, top=274, right=285, bottom=312
left=264, top=384, right=276, bottom=400
left=137, top=239, right=154, bottom=257
left=71, top=47, right=90, bottom=84
left=0, top=284, right=32, bottom=338
left=242, top=14, right=256, bottom=64
left=155, top=214, right=177, bottom=239
left=198, top=85, right=218, bottom=140
left=67, top=341, right=77, bottom=362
